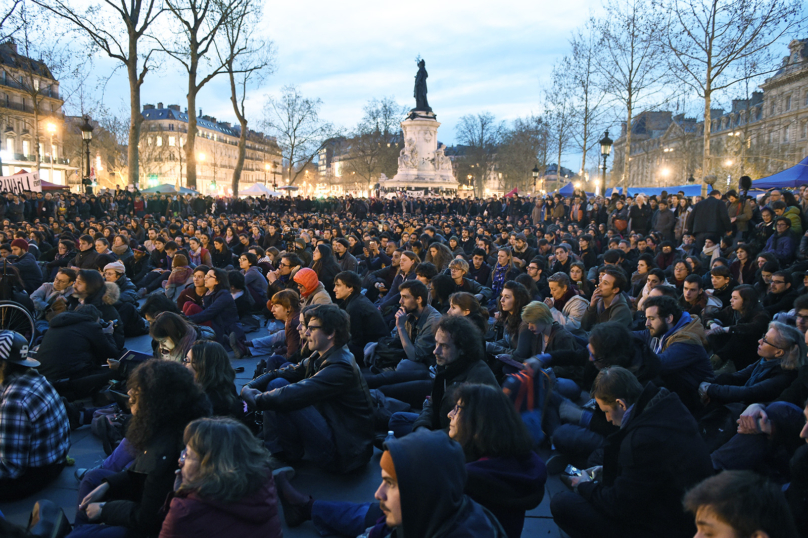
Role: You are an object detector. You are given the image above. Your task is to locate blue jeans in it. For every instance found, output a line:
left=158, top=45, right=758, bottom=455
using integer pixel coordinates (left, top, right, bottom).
left=388, top=411, right=419, bottom=438
left=311, top=501, right=383, bottom=537
left=101, top=438, right=135, bottom=472
left=262, top=378, right=337, bottom=467
left=395, top=359, right=429, bottom=373
left=67, top=469, right=129, bottom=538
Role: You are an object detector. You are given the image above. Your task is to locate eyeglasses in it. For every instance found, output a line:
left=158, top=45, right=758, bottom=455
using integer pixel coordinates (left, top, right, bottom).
left=450, top=403, right=464, bottom=415
left=280, top=262, right=291, bottom=268
left=305, top=324, right=323, bottom=333
left=760, top=336, right=786, bottom=349
left=179, top=448, right=187, bottom=464
left=182, top=356, right=192, bottom=364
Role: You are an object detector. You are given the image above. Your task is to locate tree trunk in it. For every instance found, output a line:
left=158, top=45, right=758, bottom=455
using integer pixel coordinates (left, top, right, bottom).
left=127, top=34, right=143, bottom=187
left=229, top=68, right=247, bottom=197
left=34, top=102, right=40, bottom=175
left=186, top=72, right=198, bottom=190
left=702, top=88, right=712, bottom=196
left=623, top=101, right=633, bottom=188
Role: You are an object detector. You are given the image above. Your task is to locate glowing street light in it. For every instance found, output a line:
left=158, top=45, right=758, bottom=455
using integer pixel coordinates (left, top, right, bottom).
left=660, top=168, right=671, bottom=177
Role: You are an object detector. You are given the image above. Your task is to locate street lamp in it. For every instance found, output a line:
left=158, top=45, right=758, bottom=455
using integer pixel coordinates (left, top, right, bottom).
left=79, top=116, right=94, bottom=195
left=532, top=165, right=539, bottom=194
left=47, top=123, right=56, bottom=184
left=599, top=130, right=613, bottom=197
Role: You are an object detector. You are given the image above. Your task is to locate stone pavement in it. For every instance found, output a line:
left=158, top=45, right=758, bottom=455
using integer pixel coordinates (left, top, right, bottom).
left=0, top=324, right=563, bottom=536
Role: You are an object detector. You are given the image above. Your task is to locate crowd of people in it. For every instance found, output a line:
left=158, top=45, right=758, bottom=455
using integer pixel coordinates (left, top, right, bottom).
left=0, top=182, right=807, bottom=537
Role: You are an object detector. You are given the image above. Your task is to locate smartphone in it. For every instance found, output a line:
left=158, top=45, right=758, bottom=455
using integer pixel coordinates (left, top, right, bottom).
left=563, top=465, right=583, bottom=477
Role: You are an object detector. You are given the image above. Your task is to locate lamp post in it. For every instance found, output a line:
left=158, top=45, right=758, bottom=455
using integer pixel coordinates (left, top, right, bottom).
left=598, top=130, right=613, bottom=197
left=532, top=165, right=539, bottom=195
left=47, top=123, right=56, bottom=184
left=79, top=116, right=94, bottom=195
left=272, top=162, right=279, bottom=190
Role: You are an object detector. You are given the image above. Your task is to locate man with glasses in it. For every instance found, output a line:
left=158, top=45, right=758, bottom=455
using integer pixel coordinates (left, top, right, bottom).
left=241, top=304, right=374, bottom=474
left=447, top=258, right=491, bottom=302
left=763, top=217, right=797, bottom=266
left=267, top=253, right=302, bottom=298
left=762, top=270, right=798, bottom=318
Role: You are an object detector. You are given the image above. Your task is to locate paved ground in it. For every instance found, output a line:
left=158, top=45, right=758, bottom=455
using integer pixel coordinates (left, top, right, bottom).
left=0, top=324, right=563, bottom=536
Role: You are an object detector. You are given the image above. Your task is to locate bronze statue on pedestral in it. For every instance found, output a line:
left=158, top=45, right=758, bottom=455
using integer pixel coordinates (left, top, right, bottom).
left=413, top=59, right=432, bottom=113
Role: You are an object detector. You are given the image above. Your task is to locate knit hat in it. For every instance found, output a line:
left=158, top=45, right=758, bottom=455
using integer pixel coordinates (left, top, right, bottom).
left=380, top=449, right=397, bottom=481
left=10, top=238, right=28, bottom=252
left=293, top=267, right=319, bottom=297
left=294, top=237, right=307, bottom=249
left=104, top=260, right=126, bottom=274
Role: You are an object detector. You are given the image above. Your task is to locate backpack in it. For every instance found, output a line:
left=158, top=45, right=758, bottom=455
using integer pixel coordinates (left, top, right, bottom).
left=502, top=367, right=554, bottom=447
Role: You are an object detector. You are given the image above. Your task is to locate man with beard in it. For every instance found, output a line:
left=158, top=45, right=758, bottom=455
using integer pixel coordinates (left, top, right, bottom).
left=635, top=295, right=713, bottom=411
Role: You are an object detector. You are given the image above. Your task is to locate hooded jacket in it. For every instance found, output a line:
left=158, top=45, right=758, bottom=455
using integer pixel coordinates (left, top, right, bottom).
left=158, top=472, right=282, bottom=538
left=706, top=358, right=797, bottom=405
left=340, top=291, right=389, bottom=363
left=12, top=251, right=43, bottom=294
left=550, top=294, right=589, bottom=331
left=68, top=282, right=124, bottom=351
left=577, top=384, right=713, bottom=538
left=386, top=431, right=507, bottom=538
left=249, top=344, right=374, bottom=473
left=580, top=292, right=632, bottom=332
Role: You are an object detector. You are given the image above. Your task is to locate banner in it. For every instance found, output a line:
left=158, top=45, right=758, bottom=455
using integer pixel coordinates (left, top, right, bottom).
left=0, top=172, right=41, bottom=194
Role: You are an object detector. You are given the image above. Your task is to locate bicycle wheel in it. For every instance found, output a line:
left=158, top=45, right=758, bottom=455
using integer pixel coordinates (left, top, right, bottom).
left=0, top=301, right=36, bottom=345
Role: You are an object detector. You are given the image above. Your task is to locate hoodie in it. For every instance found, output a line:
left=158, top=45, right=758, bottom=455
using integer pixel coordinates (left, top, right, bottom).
left=386, top=431, right=507, bottom=538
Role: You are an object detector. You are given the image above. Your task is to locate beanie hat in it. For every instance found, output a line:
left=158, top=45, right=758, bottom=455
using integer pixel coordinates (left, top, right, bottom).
left=10, top=238, right=28, bottom=252
left=104, top=261, right=126, bottom=274
left=294, top=237, right=307, bottom=249
left=380, top=450, right=397, bottom=481
left=293, top=268, right=319, bottom=297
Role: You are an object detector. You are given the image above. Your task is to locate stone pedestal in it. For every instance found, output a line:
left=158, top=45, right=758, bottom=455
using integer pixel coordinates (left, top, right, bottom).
left=379, top=110, right=458, bottom=192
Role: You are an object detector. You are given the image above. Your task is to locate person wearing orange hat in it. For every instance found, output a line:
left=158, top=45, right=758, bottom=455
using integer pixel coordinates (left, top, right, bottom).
left=293, top=267, right=332, bottom=308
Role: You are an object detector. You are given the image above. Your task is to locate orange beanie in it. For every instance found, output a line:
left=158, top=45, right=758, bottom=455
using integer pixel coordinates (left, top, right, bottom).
left=293, top=268, right=319, bottom=297
left=380, top=450, right=397, bottom=481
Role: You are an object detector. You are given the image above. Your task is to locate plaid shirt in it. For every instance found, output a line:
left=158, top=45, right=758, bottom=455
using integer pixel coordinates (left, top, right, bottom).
left=0, top=370, right=70, bottom=479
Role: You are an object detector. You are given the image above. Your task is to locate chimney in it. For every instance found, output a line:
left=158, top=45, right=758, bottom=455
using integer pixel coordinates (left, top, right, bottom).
left=143, top=104, right=155, bottom=111
left=199, top=108, right=202, bottom=117
left=157, top=102, right=163, bottom=109
left=168, top=104, right=181, bottom=111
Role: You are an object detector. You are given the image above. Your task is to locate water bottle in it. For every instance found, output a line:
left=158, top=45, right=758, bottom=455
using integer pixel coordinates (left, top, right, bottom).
left=384, top=430, right=396, bottom=446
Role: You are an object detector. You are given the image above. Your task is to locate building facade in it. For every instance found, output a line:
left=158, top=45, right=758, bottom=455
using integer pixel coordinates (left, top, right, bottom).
left=0, top=40, right=73, bottom=185
left=140, top=103, right=281, bottom=195
left=611, top=38, right=808, bottom=189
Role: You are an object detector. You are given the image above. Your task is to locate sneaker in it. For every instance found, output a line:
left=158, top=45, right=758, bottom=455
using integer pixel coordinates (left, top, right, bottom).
left=230, top=332, right=250, bottom=359
left=545, top=454, right=571, bottom=476
left=74, top=465, right=100, bottom=482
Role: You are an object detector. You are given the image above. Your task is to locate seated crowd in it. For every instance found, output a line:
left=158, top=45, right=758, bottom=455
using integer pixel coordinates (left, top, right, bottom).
left=1, top=185, right=807, bottom=538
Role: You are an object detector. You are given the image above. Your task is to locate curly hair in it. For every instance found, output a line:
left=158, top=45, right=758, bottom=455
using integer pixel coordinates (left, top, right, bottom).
left=436, top=315, right=485, bottom=364
left=126, top=359, right=210, bottom=452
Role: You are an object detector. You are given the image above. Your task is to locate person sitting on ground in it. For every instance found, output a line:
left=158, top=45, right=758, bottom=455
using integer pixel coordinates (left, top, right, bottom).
left=486, top=281, right=532, bottom=360
left=103, top=260, right=139, bottom=305
left=140, top=293, right=181, bottom=323
left=71, top=234, right=101, bottom=270
left=0, top=330, right=70, bottom=501
left=150, top=311, right=199, bottom=363
left=705, top=284, right=772, bottom=372
left=183, top=341, right=244, bottom=420
left=699, top=321, right=804, bottom=407
left=333, top=270, right=388, bottom=365
left=293, top=267, right=332, bottom=308
left=545, top=272, right=590, bottom=331
left=30, top=267, right=75, bottom=320
left=275, top=384, right=544, bottom=538
left=176, top=265, right=210, bottom=314
left=162, top=254, right=194, bottom=302
left=387, top=279, right=442, bottom=373
left=10, top=238, right=42, bottom=294
left=550, top=366, right=714, bottom=538
left=227, top=270, right=258, bottom=328
left=635, top=295, right=713, bottom=411
left=515, top=301, right=578, bottom=362
left=37, top=304, right=120, bottom=400
left=233, top=289, right=301, bottom=362
left=447, top=291, right=490, bottom=334
left=266, top=252, right=302, bottom=297
left=428, top=273, right=455, bottom=314
left=71, top=360, right=210, bottom=538
left=276, top=430, right=509, bottom=538
left=580, top=266, right=632, bottom=331
left=680, top=273, right=723, bottom=318
left=683, top=470, right=799, bottom=538
left=765, top=216, right=798, bottom=266
left=387, top=315, right=499, bottom=436
left=447, top=258, right=492, bottom=303
left=763, top=270, right=799, bottom=318
left=241, top=304, right=375, bottom=474
left=708, top=264, right=738, bottom=307
left=64, top=269, right=125, bottom=351
left=186, top=267, right=242, bottom=347
left=158, top=417, right=283, bottom=538
left=239, top=251, right=267, bottom=307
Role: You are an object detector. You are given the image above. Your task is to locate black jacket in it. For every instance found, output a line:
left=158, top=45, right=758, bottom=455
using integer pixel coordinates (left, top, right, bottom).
left=577, top=384, right=713, bottom=538
left=12, top=251, right=43, bottom=294
left=187, top=289, right=239, bottom=344
left=687, top=196, right=732, bottom=236
left=72, top=248, right=100, bottom=270
left=249, top=344, right=374, bottom=473
left=339, top=292, right=389, bottom=363
left=37, top=311, right=120, bottom=382
left=762, top=288, right=799, bottom=318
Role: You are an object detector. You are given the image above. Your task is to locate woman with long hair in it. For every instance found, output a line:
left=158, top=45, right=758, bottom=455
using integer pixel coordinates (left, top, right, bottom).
left=187, top=267, right=241, bottom=346
left=377, top=250, right=420, bottom=313
left=428, top=273, right=455, bottom=314
left=159, top=417, right=282, bottom=538
left=486, top=247, right=521, bottom=309
left=569, top=262, right=592, bottom=300
left=311, top=244, right=341, bottom=299
left=706, top=284, right=772, bottom=371
left=487, top=281, right=531, bottom=357
left=425, top=242, right=453, bottom=272
left=730, top=243, right=757, bottom=285
left=72, top=360, right=210, bottom=538
left=150, top=311, right=198, bottom=362
left=184, top=341, right=242, bottom=419
left=448, top=291, right=489, bottom=334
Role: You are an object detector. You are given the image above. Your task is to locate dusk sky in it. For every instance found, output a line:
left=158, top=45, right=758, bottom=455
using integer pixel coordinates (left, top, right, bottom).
left=91, top=0, right=601, bottom=171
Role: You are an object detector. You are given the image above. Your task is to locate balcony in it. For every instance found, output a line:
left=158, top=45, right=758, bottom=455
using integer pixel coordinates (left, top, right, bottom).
left=0, top=99, right=64, bottom=118
left=0, top=78, right=61, bottom=100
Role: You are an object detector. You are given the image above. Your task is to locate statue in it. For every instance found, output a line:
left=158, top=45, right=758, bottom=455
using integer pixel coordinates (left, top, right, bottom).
left=414, top=59, right=431, bottom=112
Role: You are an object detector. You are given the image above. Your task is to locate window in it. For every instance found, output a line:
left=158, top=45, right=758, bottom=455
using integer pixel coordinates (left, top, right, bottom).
left=169, top=124, right=174, bottom=131
left=22, top=140, right=29, bottom=155
left=771, top=102, right=776, bottom=116
left=785, top=95, right=792, bottom=111
left=156, top=136, right=162, bottom=147
left=5, top=138, right=12, bottom=153
left=802, top=122, right=808, bottom=139
left=168, top=136, right=176, bottom=147
left=784, top=125, right=790, bottom=142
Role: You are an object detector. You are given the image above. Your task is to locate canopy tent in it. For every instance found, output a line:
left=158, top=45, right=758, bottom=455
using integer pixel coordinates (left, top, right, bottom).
left=239, top=183, right=281, bottom=197
left=504, top=187, right=528, bottom=197
left=625, top=184, right=704, bottom=197
left=40, top=179, right=69, bottom=191
left=556, top=181, right=594, bottom=197
left=138, top=183, right=198, bottom=194
left=751, top=155, right=808, bottom=189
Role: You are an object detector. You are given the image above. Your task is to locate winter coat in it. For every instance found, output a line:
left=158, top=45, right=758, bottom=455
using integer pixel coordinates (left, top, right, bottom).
left=36, top=310, right=120, bottom=382
left=549, top=294, right=589, bottom=331
left=159, top=473, right=282, bottom=538
left=726, top=198, right=753, bottom=232
left=764, top=231, right=797, bottom=265
left=114, top=274, right=140, bottom=305
left=687, top=196, right=732, bottom=236
left=188, top=289, right=240, bottom=344
left=12, top=251, right=43, bottom=294
left=580, top=292, right=632, bottom=332
left=577, top=384, right=713, bottom=538
left=762, top=288, right=799, bottom=318
left=706, top=358, right=797, bottom=405
left=783, top=206, right=804, bottom=235
left=243, top=266, right=267, bottom=306
left=340, top=291, right=389, bottom=364
left=387, top=431, right=508, bottom=538
left=72, top=248, right=100, bottom=270
left=30, top=282, right=73, bottom=318
left=249, top=345, right=374, bottom=473
left=301, top=282, right=332, bottom=308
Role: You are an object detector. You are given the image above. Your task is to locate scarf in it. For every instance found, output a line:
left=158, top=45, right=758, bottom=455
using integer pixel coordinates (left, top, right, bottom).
left=702, top=243, right=721, bottom=266
left=554, top=287, right=577, bottom=312
left=491, top=263, right=510, bottom=297
left=189, top=247, right=202, bottom=266
left=745, top=358, right=779, bottom=387
left=112, top=244, right=129, bottom=257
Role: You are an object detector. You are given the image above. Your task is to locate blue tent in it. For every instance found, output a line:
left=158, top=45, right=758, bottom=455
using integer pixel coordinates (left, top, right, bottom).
left=556, top=182, right=594, bottom=197
left=626, top=184, right=704, bottom=197
left=752, top=155, right=808, bottom=189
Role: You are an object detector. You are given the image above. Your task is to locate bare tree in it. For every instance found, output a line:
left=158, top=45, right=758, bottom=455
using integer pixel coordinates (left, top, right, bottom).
left=455, top=112, right=504, bottom=198
left=497, top=115, right=550, bottom=192
left=215, top=0, right=273, bottom=196
left=157, top=0, right=245, bottom=190
left=262, top=85, right=335, bottom=186
left=568, top=18, right=609, bottom=181
left=657, top=0, right=806, bottom=194
left=544, top=62, right=576, bottom=190
left=0, top=0, right=21, bottom=42
left=34, top=0, right=164, bottom=187
left=596, top=0, right=666, bottom=187
left=343, top=97, right=406, bottom=182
